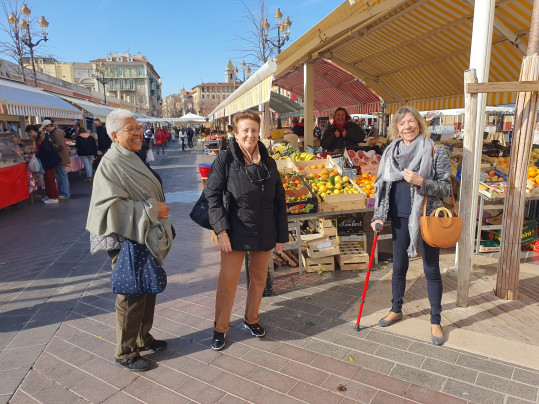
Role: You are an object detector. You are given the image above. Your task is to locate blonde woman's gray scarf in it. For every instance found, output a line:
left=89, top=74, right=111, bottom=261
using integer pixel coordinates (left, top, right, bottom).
left=375, top=135, right=434, bottom=257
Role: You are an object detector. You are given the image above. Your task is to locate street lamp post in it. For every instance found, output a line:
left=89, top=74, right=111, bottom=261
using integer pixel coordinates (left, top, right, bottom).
left=93, top=61, right=112, bottom=105
left=262, top=8, right=292, bottom=54
left=8, top=4, right=49, bottom=87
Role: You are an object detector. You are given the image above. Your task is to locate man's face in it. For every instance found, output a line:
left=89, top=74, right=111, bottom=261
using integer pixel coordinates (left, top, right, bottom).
left=94, top=120, right=102, bottom=127
left=45, top=125, right=54, bottom=132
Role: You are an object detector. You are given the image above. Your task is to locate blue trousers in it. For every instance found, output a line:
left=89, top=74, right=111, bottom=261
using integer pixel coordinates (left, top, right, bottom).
left=391, top=217, right=442, bottom=324
left=79, top=155, right=93, bottom=178
left=55, top=165, right=70, bottom=198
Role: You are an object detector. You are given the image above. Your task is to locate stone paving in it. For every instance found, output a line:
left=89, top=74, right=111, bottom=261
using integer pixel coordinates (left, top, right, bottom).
left=0, top=139, right=538, bottom=404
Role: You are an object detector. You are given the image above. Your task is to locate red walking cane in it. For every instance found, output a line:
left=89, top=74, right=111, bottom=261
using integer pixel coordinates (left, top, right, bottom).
left=355, top=222, right=382, bottom=330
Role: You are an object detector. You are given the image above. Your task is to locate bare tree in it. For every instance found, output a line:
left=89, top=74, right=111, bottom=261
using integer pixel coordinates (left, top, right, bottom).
left=232, top=0, right=275, bottom=71
left=0, top=0, right=27, bottom=82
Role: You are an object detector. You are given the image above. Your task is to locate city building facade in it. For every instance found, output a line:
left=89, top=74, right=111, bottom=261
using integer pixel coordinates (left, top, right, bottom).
left=90, top=52, right=162, bottom=116
left=22, top=57, right=95, bottom=90
left=191, top=60, right=241, bottom=116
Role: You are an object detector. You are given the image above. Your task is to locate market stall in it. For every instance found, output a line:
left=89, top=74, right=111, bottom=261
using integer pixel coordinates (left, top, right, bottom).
left=0, top=132, right=28, bottom=209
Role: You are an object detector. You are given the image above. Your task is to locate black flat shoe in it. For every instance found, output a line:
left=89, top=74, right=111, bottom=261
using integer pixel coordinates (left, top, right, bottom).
left=243, top=322, right=266, bottom=337
left=431, top=325, right=444, bottom=346
left=115, top=356, right=149, bottom=372
left=140, top=339, right=167, bottom=352
left=378, top=312, right=403, bottom=327
left=211, top=331, right=226, bottom=350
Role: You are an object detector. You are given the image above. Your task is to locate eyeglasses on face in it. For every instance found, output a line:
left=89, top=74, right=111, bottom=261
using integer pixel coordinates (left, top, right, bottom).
left=120, top=125, right=143, bottom=134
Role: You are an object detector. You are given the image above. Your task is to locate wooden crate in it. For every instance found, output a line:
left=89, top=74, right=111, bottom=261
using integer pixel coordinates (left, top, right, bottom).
left=317, top=218, right=337, bottom=236
left=318, top=182, right=367, bottom=211
left=336, top=242, right=369, bottom=271
left=302, top=252, right=335, bottom=272
left=307, top=238, right=340, bottom=259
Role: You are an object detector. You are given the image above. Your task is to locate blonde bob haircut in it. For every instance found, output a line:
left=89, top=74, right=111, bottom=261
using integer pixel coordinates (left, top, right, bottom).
left=232, top=110, right=261, bottom=134
left=388, top=106, right=430, bottom=140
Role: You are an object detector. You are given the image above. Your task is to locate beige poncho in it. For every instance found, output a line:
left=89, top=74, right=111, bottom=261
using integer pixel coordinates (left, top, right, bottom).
left=86, top=142, right=173, bottom=265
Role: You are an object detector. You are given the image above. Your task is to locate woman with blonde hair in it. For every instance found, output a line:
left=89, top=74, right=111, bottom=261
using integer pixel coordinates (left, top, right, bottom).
left=204, top=110, right=288, bottom=350
left=371, top=106, right=451, bottom=346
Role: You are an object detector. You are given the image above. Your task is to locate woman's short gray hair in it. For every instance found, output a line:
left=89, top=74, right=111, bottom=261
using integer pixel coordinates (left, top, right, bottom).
left=388, top=106, right=430, bottom=140
left=106, top=109, right=136, bottom=139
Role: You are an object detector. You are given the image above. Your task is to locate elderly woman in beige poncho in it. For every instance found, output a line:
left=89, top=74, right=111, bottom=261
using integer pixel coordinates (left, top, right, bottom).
left=86, top=109, right=173, bottom=372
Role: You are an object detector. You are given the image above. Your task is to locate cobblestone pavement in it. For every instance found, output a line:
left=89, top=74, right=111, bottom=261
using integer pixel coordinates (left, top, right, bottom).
left=0, top=140, right=537, bottom=404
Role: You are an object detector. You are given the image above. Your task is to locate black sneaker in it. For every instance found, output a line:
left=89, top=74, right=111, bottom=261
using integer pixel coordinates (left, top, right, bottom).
left=140, top=339, right=167, bottom=352
left=115, top=356, right=149, bottom=372
left=211, top=331, right=226, bottom=351
left=243, top=322, right=265, bottom=337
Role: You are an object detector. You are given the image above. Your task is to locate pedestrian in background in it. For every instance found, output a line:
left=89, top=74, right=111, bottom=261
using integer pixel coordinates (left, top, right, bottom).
left=187, top=127, right=194, bottom=148
left=371, top=106, right=451, bottom=346
left=180, top=127, right=186, bottom=151
left=86, top=108, right=174, bottom=372
left=25, top=124, right=60, bottom=204
left=155, top=129, right=166, bottom=155
left=75, top=128, right=98, bottom=183
left=204, top=110, right=288, bottom=351
left=41, top=119, right=71, bottom=200
left=94, top=118, right=111, bottom=155
left=321, top=107, right=366, bottom=152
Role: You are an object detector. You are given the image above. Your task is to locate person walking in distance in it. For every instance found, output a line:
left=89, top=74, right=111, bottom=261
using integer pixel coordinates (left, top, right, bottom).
left=187, top=127, right=194, bottom=148
left=41, top=119, right=71, bottom=200
left=95, top=118, right=112, bottom=155
left=75, top=128, right=98, bottom=183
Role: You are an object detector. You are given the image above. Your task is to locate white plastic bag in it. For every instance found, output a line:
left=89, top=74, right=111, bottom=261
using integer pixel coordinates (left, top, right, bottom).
left=146, top=148, right=155, bottom=163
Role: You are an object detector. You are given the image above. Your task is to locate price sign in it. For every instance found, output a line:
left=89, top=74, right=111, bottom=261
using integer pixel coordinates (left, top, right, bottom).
left=342, top=167, right=357, bottom=179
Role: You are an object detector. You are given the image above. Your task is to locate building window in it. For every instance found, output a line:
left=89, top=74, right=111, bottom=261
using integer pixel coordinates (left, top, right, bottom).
left=128, top=80, right=135, bottom=90
left=138, top=68, right=143, bottom=77
left=117, top=68, right=123, bottom=77
left=212, top=94, right=215, bottom=99
left=118, top=57, right=123, bottom=62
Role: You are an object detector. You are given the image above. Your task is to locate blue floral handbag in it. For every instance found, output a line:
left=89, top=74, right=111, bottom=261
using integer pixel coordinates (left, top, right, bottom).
left=111, top=240, right=167, bottom=296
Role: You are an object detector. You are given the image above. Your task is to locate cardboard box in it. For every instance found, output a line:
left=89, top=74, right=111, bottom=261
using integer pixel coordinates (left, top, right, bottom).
left=487, top=220, right=537, bottom=246
left=285, top=187, right=317, bottom=215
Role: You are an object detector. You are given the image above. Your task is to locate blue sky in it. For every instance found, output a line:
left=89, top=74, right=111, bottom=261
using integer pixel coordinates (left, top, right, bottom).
left=1, top=0, right=341, bottom=96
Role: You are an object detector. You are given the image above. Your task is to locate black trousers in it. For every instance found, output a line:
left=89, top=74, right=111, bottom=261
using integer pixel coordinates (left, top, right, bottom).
left=390, top=217, right=443, bottom=324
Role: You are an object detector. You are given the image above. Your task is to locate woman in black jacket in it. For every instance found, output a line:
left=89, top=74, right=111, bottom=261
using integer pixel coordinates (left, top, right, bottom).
left=75, top=128, right=98, bottom=183
left=204, top=110, right=288, bottom=351
left=321, top=107, right=367, bottom=152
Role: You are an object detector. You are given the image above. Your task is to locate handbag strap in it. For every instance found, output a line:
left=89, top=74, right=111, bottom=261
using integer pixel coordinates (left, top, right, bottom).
left=422, top=144, right=458, bottom=217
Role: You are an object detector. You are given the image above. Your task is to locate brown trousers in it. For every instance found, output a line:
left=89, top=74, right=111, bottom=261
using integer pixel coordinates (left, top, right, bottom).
left=109, top=251, right=157, bottom=359
left=214, top=249, right=271, bottom=333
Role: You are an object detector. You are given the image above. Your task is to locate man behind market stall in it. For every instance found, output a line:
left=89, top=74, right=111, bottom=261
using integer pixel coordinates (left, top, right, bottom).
left=41, top=119, right=71, bottom=200
left=94, top=118, right=112, bottom=155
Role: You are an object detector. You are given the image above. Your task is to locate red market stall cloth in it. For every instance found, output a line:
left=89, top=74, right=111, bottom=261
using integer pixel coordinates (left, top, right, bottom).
left=66, top=156, right=84, bottom=173
left=0, top=162, right=29, bottom=209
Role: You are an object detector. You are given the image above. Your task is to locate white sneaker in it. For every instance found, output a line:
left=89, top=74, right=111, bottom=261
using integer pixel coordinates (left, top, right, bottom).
left=41, top=196, right=50, bottom=202
left=44, top=198, right=58, bottom=204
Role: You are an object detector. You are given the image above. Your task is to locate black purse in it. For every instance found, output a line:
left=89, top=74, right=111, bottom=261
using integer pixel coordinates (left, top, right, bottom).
left=190, top=150, right=232, bottom=230
left=190, top=192, right=212, bottom=229
left=111, top=240, right=167, bottom=296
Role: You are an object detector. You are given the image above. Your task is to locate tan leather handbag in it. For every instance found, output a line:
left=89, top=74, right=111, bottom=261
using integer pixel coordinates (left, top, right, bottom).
left=420, top=145, right=462, bottom=248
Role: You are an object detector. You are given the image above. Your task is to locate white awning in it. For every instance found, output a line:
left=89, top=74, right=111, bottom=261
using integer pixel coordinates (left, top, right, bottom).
left=58, top=95, right=114, bottom=120
left=0, top=78, right=82, bottom=119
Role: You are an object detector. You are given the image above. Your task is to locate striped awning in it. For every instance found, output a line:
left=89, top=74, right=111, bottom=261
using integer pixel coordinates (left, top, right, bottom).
left=274, top=0, right=533, bottom=113
left=208, top=60, right=278, bottom=120
left=273, top=59, right=382, bottom=117
left=58, top=95, right=114, bottom=120
left=0, top=78, right=82, bottom=119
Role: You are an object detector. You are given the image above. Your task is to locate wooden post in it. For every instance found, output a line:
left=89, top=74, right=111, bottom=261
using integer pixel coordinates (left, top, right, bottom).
left=303, top=61, right=314, bottom=148
left=456, top=69, right=478, bottom=307
left=496, top=0, right=539, bottom=300
left=496, top=55, right=539, bottom=300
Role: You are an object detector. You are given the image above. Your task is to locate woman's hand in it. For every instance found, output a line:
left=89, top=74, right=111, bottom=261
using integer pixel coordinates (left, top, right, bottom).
left=341, top=128, right=347, bottom=138
left=371, top=219, right=384, bottom=232
left=275, top=242, right=286, bottom=253
left=158, top=202, right=171, bottom=219
left=403, top=169, right=424, bottom=187
left=217, top=231, right=232, bottom=252
left=334, top=130, right=341, bottom=138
